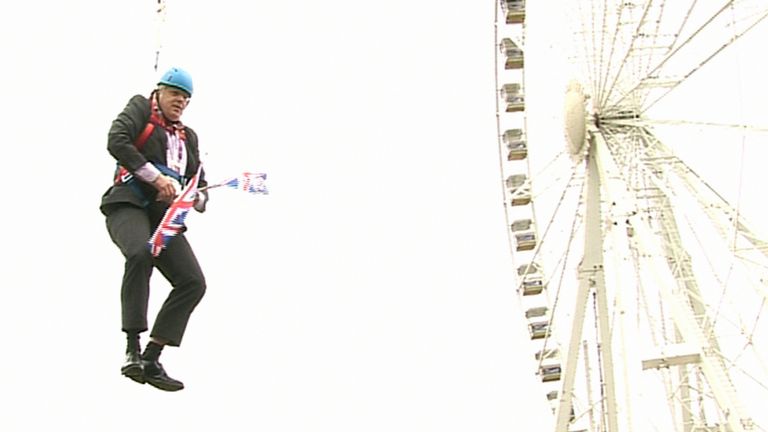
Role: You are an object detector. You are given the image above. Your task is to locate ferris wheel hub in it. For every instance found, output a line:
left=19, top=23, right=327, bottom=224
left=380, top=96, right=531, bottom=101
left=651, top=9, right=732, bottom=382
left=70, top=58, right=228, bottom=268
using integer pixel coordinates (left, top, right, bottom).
left=564, top=80, right=588, bottom=157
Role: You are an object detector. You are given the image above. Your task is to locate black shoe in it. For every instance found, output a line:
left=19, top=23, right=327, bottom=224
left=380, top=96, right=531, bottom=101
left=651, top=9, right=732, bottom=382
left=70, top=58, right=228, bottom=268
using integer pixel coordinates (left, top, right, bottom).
left=121, top=351, right=145, bottom=384
left=141, top=359, right=184, bottom=392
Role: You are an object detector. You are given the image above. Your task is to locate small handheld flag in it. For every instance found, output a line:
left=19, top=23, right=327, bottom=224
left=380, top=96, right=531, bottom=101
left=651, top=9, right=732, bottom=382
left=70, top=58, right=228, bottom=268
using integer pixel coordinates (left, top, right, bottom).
left=147, top=166, right=202, bottom=257
left=201, top=172, right=268, bottom=195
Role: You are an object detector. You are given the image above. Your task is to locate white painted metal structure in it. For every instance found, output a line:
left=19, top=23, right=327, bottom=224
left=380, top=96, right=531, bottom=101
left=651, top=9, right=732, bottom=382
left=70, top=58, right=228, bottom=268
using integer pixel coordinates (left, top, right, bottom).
left=495, top=1, right=768, bottom=431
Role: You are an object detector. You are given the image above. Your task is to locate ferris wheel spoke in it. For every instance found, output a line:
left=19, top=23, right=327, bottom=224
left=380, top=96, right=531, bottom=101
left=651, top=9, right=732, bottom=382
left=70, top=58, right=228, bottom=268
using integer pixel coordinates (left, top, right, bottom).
left=578, top=0, right=689, bottom=113
left=641, top=118, right=768, bottom=133
left=597, top=0, right=675, bottom=111
left=604, top=0, right=715, bottom=110
left=641, top=7, right=768, bottom=113
left=604, top=1, right=768, bottom=115
left=592, top=0, right=617, bottom=108
left=713, top=344, right=768, bottom=394
left=576, top=1, right=600, bottom=107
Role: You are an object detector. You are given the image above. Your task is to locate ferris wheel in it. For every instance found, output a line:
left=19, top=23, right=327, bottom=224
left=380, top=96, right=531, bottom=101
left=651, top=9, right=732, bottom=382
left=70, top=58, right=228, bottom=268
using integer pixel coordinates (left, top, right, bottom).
left=495, top=1, right=768, bottom=431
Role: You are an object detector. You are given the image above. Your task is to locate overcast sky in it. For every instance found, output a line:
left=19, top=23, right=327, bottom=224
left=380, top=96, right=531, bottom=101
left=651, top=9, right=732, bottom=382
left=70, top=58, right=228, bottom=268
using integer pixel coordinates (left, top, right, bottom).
left=1, top=1, right=766, bottom=431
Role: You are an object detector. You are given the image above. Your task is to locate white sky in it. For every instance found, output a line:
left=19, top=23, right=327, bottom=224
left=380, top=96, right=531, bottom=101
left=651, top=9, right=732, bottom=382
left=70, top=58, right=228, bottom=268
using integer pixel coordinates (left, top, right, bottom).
left=2, top=1, right=766, bottom=431
left=0, top=1, right=554, bottom=431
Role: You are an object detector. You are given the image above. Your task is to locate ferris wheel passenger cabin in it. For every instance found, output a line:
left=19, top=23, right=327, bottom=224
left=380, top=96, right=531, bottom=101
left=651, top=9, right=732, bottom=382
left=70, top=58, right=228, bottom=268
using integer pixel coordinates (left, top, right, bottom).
left=500, top=38, right=524, bottom=69
left=501, top=83, right=525, bottom=113
left=503, top=128, right=527, bottom=160
left=501, top=0, right=525, bottom=24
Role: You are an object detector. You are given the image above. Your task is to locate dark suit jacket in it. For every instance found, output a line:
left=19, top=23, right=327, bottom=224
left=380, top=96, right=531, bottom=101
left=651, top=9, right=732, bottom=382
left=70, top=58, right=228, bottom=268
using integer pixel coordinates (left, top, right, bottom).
left=100, top=94, right=207, bottom=217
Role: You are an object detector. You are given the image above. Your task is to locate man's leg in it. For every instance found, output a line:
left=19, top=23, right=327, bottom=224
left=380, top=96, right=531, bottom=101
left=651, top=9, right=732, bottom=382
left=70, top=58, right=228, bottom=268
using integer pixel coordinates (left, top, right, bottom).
left=141, top=234, right=206, bottom=391
left=152, top=233, right=206, bottom=346
left=105, top=205, right=154, bottom=383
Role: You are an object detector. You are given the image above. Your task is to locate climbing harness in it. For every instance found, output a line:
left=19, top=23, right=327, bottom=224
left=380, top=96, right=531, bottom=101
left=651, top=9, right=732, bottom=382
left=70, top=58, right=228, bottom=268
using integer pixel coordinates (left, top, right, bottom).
left=113, top=92, right=189, bottom=207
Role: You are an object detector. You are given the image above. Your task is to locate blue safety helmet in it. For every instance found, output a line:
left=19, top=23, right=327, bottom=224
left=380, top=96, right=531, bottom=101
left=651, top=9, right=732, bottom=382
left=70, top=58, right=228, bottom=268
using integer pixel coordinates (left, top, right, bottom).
left=157, top=67, right=193, bottom=97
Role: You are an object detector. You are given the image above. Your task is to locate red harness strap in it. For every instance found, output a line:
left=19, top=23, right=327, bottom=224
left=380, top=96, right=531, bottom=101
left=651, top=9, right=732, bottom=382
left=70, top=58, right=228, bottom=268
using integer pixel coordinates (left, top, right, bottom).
left=113, top=122, right=156, bottom=184
left=135, top=122, right=155, bottom=152
left=113, top=92, right=187, bottom=185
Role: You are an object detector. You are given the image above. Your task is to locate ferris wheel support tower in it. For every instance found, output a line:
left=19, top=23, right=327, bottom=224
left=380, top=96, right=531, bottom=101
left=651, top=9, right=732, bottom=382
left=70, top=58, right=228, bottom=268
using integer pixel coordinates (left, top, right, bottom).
left=555, top=131, right=619, bottom=432
left=557, top=126, right=755, bottom=432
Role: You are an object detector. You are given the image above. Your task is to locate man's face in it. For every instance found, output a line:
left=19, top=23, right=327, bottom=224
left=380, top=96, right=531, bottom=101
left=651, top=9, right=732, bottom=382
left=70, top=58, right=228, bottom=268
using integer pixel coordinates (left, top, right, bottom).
left=157, top=86, right=190, bottom=121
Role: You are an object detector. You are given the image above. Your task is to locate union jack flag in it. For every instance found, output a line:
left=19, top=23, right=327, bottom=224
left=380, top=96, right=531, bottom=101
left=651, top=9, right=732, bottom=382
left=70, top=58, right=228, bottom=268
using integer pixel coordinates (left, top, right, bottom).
left=148, top=166, right=202, bottom=257
left=220, top=172, right=268, bottom=195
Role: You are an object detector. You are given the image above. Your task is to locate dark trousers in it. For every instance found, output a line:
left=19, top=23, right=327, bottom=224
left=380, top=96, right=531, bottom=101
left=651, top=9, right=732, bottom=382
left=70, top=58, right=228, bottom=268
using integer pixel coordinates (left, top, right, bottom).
left=105, top=205, right=206, bottom=346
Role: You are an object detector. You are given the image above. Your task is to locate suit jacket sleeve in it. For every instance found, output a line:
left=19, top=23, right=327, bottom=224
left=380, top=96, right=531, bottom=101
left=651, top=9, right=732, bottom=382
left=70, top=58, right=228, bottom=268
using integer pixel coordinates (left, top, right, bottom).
left=107, top=95, right=152, bottom=172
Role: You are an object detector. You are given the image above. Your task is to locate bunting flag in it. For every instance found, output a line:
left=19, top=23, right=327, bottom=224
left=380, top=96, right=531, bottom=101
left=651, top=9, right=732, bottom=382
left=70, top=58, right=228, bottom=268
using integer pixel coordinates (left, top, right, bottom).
left=208, top=172, right=269, bottom=195
left=147, top=166, right=202, bottom=257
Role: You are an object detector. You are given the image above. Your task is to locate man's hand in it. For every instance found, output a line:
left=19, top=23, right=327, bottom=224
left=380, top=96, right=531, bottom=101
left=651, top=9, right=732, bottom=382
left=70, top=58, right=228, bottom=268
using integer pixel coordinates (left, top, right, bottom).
left=153, top=175, right=178, bottom=203
left=193, top=190, right=207, bottom=213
